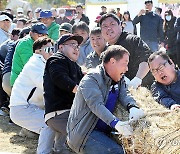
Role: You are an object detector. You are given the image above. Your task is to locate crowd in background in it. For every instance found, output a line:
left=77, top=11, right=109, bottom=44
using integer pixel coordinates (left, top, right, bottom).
left=0, top=0, right=180, bottom=153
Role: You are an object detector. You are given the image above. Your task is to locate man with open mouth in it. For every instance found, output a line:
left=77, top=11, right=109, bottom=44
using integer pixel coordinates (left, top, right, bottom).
left=148, top=50, right=180, bottom=110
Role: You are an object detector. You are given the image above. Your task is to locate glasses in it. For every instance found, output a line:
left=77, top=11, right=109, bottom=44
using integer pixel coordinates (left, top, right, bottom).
left=63, top=43, right=79, bottom=49
left=40, top=46, right=55, bottom=53
left=151, top=61, right=168, bottom=75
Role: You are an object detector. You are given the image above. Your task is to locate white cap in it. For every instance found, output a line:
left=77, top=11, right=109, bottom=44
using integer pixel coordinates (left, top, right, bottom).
left=0, top=15, right=12, bottom=22
left=17, top=7, right=24, bottom=13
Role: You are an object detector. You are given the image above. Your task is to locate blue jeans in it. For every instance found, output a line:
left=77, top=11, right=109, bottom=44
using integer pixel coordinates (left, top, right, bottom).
left=144, top=40, right=158, bottom=52
left=82, top=130, right=125, bottom=154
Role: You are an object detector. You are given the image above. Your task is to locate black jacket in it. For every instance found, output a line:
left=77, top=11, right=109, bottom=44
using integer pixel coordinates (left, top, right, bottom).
left=44, top=52, right=83, bottom=115
left=115, top=32, right=152, bottom=86
left=70, top=14, right=90, bottom=25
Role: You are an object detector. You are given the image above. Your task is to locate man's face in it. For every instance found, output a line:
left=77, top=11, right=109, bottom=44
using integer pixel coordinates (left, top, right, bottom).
left=76, top=7, right=83, bottom=15
left=17, top=21, right=25, bottom=29
left=61, top=40, right=80, bottom=62
left=109, top=53, right=129, bottom=82
left=90, top=33, right=106, bottom=55
left=101, top=17, right=121, bottom=45
left=59, top=30, right=70, bottom=36
left=145, top=2, right=153, bottom=12
left=149, top=56, right=176, bottom=85
left=73, top=29, right=88, bottom=44
left=0, top=19, right=11, bottom=32
left=40, top=17, right=53, bottom=27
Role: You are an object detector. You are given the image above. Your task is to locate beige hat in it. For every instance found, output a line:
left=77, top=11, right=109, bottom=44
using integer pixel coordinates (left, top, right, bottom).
left=0, top=15, right=12, bottom=22
left=17, top=7, right=24, bottom=13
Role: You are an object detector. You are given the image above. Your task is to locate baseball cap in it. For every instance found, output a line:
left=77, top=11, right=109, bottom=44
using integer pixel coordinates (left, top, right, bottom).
left=0, top=15, right=12, bottom=22
left=101, top=6, right=106, bottom=9
left=39, top=10, right=54, bottom=19
left=17, top=7, right=24, bottom=13
left=31, top=23, right=48, bottom=34
left=35, top=7, right=42, bottom=13
left=95, top=15, right=102, bottom=22
left=145, top=0, right=153, bottom=4
left=59, top=23, right=72, bottom=33
left=57, top=34, right=83, bottom=48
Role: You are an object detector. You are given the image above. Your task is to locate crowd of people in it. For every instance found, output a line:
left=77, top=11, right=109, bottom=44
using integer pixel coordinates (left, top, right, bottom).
left=0, top=0, right=179, bottom=153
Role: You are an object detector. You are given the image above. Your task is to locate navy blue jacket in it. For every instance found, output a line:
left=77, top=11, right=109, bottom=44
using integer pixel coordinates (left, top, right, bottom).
left=133, top=12, right=164, bottom=42
left=2, top=41, right=17, bottom=76
left=151, top=70, right=180, bottom=108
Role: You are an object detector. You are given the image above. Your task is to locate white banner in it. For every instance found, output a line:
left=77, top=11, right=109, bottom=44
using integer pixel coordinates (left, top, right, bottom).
left=86, top=0, right=128, bottom=5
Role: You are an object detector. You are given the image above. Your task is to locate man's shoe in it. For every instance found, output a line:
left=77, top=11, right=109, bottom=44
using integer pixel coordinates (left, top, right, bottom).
left=0, top=108, right=8, bottom=116
left=19, top=128, right=38, bottom=139
left=1, top=106, right=10, bottom=115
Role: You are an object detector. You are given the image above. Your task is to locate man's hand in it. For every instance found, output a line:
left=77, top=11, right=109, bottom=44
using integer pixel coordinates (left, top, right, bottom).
left=170, top=104, right=180, bottom=111
left=129, top=107, right=145, bottom=121
left=129, top=77, right=142, bottom=89
left=138, top=9, right=146, bottom=16
left=115, top=121, right=133, bottom=137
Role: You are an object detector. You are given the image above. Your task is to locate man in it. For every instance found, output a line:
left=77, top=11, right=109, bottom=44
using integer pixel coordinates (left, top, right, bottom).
left=72, top=21, right=93, bottom=66
left=16, top=7, right=25, bottom=19
left=34, top=7, right=42, bottom=19
left=100, top=6, right=107, bottom=16
left=59, top=22, right=72, bottom=36
left=133, top=0, right=164, bottom=52
left=16, top=18, right=27, bottom=29
left=70, top=4, right=89, bottom=25
left=39, top=10, right=60, bottom=41
left=0, top=14, right=11, bottom=45
left=10, top=37, right=56, bottom=154
left=0, top=28, right=20, bottom=97
left=148, top=51, right=180, bottom=110
left=155, top=7, right=162, bottom=17
left=85, top=27, right=107, bottom=69
left=55, top=8, right=70, bottom=25
left=99, top=13, right=152, bottom=88
left=10, top=23, right=48, bottom=86
left=67, top=45, right=145, bottom=153
left=44, top=34, right=84, bottom=153
left=116, top=8, right=122, bottom=20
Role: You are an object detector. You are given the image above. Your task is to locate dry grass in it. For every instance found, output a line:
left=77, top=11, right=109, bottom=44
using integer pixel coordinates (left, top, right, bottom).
left=0, top=87, right=179, bottom=154
left=0, top=116, right=37, bottom=154
left=114, top=87, right=180, bottom=154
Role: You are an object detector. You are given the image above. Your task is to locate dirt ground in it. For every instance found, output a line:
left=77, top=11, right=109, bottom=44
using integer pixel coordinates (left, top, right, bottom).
left=0, top=116, right=37, bottom=154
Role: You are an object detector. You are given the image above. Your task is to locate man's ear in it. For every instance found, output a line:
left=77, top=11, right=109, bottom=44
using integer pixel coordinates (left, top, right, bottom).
left=109, top=57, right=116, bottom=64
left=35, top=49, right=41, bottom=54
left=168, top=59, right=176, bottom=68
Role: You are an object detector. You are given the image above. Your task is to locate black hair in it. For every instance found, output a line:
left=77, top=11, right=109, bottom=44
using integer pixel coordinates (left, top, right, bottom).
left=17, top=18, right=27, bottom=25
left=90, top=27, right=101, bottom=36
left=27, top=10, right=32, bottom=17
left=148, top=50, right=171, bottom=65
left=155, top=7, right=162, bottom=14
left=101, top=45, right=129, bottom=64
left=11, top=28, right=21, bottom=36
left=72, top=21, right=89, bottom=34
left=19, top=27, right=31, bottom=38
left=33, top=37, right=54, bottom=53
left=99, top=13, right=120, bottom=27
left=76, top=4, right=83, bottom=9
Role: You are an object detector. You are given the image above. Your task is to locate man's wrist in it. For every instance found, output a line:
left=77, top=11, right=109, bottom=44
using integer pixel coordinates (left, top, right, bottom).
left=127, top=103, right=139, bottom=113
left=110, top=118, right=120, bottom=128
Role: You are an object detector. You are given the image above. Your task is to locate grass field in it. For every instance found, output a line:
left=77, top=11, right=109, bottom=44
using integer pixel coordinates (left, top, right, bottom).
left=0, top=116, right=37, bottom=154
